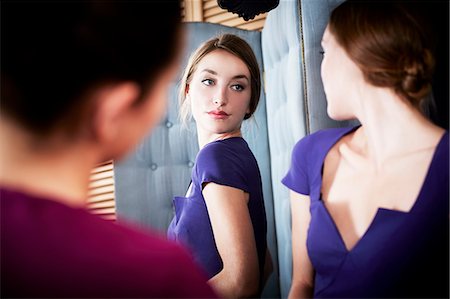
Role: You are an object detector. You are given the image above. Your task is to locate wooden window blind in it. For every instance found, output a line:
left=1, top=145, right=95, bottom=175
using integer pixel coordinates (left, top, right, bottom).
left=87, top=160, right=116, bottom=221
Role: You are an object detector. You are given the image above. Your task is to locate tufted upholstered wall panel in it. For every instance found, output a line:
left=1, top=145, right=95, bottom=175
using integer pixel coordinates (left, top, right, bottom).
left=261, top=1, right=304, bottom=296
left=114, top=22, right=279, bottom=297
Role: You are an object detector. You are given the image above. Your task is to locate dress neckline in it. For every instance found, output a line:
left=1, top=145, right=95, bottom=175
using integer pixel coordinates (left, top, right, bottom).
left=316, top=127, right=447, bottom=253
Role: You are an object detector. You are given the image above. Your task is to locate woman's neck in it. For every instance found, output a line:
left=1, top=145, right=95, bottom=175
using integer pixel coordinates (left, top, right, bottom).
left=0, top=121, right=99, bottom=208
left=351, top=87, right=444, bottom=169
left=197, top=128, right=242, bottom=149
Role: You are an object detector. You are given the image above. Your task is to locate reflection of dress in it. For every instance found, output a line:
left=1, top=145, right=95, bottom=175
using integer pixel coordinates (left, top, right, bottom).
left=1, top=188, right=216, bottom=298
left=168, top=137, right=267, bottom=283
left=283, top=127, right=449, bottom=298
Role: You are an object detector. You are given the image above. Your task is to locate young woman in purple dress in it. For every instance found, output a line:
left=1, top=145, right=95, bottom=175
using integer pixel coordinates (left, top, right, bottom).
left=168, top=34, right=272, bottom=298
left=283, top=1, right=448, bottom=298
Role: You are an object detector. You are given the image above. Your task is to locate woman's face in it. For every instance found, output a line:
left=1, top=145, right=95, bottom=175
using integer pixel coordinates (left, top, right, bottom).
left=187, top=49, right=251, bottom=140
left=321, top=26, right=364, bottom=120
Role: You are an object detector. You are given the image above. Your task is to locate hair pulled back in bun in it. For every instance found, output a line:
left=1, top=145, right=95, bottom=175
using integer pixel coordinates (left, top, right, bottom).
left=329, top=0, right=435, bottom=107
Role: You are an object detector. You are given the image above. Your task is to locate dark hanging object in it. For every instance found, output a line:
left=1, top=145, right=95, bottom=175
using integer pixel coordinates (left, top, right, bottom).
left=218, top=0, right=280, bottom=21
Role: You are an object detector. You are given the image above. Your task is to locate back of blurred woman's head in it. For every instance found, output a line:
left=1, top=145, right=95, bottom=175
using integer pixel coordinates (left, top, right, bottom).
left=329, top=0, right=435, bottom=108
left=1, top=1, right=181, bottom=138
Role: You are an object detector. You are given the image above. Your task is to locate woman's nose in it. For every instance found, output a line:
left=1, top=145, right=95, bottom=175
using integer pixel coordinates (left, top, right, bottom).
left=213, top=97, right=224, bottom=106
left=212, top=87, right=227, bottom=106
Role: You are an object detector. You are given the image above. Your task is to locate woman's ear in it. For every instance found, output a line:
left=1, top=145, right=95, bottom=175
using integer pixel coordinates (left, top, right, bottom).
left=185, top=84, right=191, bottom=103
left=92, top=82, right=140, bottom=143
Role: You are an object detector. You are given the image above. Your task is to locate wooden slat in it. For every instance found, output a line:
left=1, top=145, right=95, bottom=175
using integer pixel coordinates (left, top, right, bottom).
left=91, top=163, right=113, bottom=174
left=88, top=200, right=116, bottom=210
left=203, top=0, right=217, bottom=10
left=221, top=13, right=267, bottom=27
left=90, top=169, right=114, bottom=181
left=184, top=0, right=203, bottom=22
left=221, top=18, right=246, bottom=28
left=91, top=207, right=116, bottom=215
left=204, top=6, right=224, bottom=18
left=237, top=19, right=266, bottom=31
left=88, top=185, right=114, bottom=197
left=89, top=177, right=114, bottom=189
left=95, top=160, right=113, bottom=167
left=88, top=192, right=115, bottom=203
left=205, top=11, right=237, bottom=23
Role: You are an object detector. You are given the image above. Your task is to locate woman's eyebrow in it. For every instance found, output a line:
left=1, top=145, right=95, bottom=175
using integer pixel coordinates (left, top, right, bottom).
left=232, top=74, right=249, bottom=82
left=201, top=68, right=217, bottom=75
left=201, top=69, right=249, bottom=82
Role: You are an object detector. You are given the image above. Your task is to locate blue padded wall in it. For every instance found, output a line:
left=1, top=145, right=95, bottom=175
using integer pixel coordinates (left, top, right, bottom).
left=262, top=1, right=305, bottom=297
left=114, top=22, right=279, bottom=298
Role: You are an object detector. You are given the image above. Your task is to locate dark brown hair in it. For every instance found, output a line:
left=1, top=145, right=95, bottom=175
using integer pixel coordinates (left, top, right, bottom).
left=329, top=0, right=435, bottom=107
left=2, top=1, right=181, bottom=137
left=179, top=34, right=261, bottom=124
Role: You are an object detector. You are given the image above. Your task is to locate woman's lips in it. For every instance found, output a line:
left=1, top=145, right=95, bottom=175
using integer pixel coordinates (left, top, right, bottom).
left=207, top=110, right=229, bottom=119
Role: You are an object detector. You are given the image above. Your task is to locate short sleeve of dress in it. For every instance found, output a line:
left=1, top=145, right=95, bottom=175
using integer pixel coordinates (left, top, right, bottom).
left=195, top=141, right=250, bottom=193
left=282, top=136, right=311, bottom=195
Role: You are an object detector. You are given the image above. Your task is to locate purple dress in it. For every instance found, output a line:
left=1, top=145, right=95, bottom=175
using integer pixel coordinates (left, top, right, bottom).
left=1, top=188, right=217, bottom=298
left=283, top=127, right=449, bottom=298
left=168, top=137, right=267, bottom=284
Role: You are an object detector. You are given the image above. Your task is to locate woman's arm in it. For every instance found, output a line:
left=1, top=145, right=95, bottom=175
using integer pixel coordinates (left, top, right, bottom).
left=288, top=191, right=315, bottom=299
left=203, top=182, right=259, bottom=298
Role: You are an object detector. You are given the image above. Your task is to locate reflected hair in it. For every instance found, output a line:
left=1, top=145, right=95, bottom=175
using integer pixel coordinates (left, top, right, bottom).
left=329, top=0, right=436, bottom=109
left=179, top=34, right=261, bottom=125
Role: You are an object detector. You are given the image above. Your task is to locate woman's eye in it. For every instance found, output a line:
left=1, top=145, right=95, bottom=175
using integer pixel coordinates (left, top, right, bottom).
left=319, top=50, right=325, bottom=56
left=231, top=84, right=244, bottom=91
left=202, top=79, right=214, bottom=86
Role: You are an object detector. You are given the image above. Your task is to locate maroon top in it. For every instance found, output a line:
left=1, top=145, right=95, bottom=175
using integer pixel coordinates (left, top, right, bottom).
left=1, top=188, right=217, bottom=298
